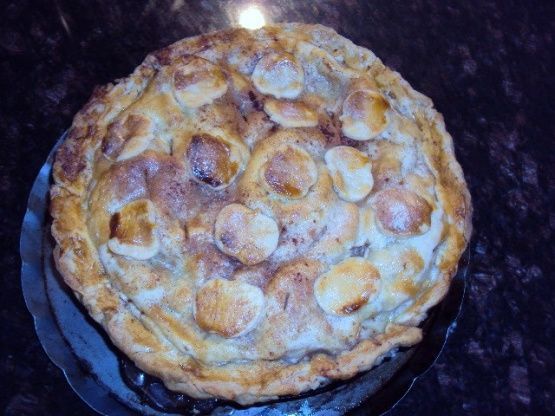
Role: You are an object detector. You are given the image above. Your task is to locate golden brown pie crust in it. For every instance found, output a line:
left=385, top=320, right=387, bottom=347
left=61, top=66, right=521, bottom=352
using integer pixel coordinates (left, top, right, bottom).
left=50, top=23, right=472, bottom=404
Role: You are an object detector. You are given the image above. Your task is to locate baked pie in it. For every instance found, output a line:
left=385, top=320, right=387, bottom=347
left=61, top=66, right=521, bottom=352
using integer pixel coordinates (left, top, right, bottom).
left=50, top=23, right=472, bottom=404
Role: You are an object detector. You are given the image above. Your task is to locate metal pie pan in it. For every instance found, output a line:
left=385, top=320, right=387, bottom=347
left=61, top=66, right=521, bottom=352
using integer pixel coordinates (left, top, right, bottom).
left=21, top=133, right=468, bottom=415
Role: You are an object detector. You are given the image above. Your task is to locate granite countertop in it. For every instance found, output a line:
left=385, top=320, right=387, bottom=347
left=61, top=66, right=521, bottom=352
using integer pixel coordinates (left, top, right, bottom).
left=2, top=0, right=554, bottom=414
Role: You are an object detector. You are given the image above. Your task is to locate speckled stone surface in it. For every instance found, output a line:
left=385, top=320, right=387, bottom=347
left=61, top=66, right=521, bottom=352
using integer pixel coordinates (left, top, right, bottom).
left=2, top=0, right=554, bottom=414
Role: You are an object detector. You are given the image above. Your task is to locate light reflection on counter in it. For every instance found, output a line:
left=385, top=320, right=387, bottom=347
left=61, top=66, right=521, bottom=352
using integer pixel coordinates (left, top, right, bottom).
left=238, top=4, right=267, bottom=29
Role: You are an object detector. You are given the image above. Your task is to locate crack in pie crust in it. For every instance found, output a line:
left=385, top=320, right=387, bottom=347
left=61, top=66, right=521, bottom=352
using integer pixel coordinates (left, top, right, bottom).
left=50, top=23, right=472, bottom=405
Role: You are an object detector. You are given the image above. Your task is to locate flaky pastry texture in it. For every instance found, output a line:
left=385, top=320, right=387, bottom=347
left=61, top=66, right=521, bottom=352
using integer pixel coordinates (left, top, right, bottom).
left=50, top=23, right=472, bottom=405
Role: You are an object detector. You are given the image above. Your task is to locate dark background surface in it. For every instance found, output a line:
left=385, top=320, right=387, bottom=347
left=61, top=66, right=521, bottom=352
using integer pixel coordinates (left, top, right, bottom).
left=2, top=0, right=555, bottom=414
